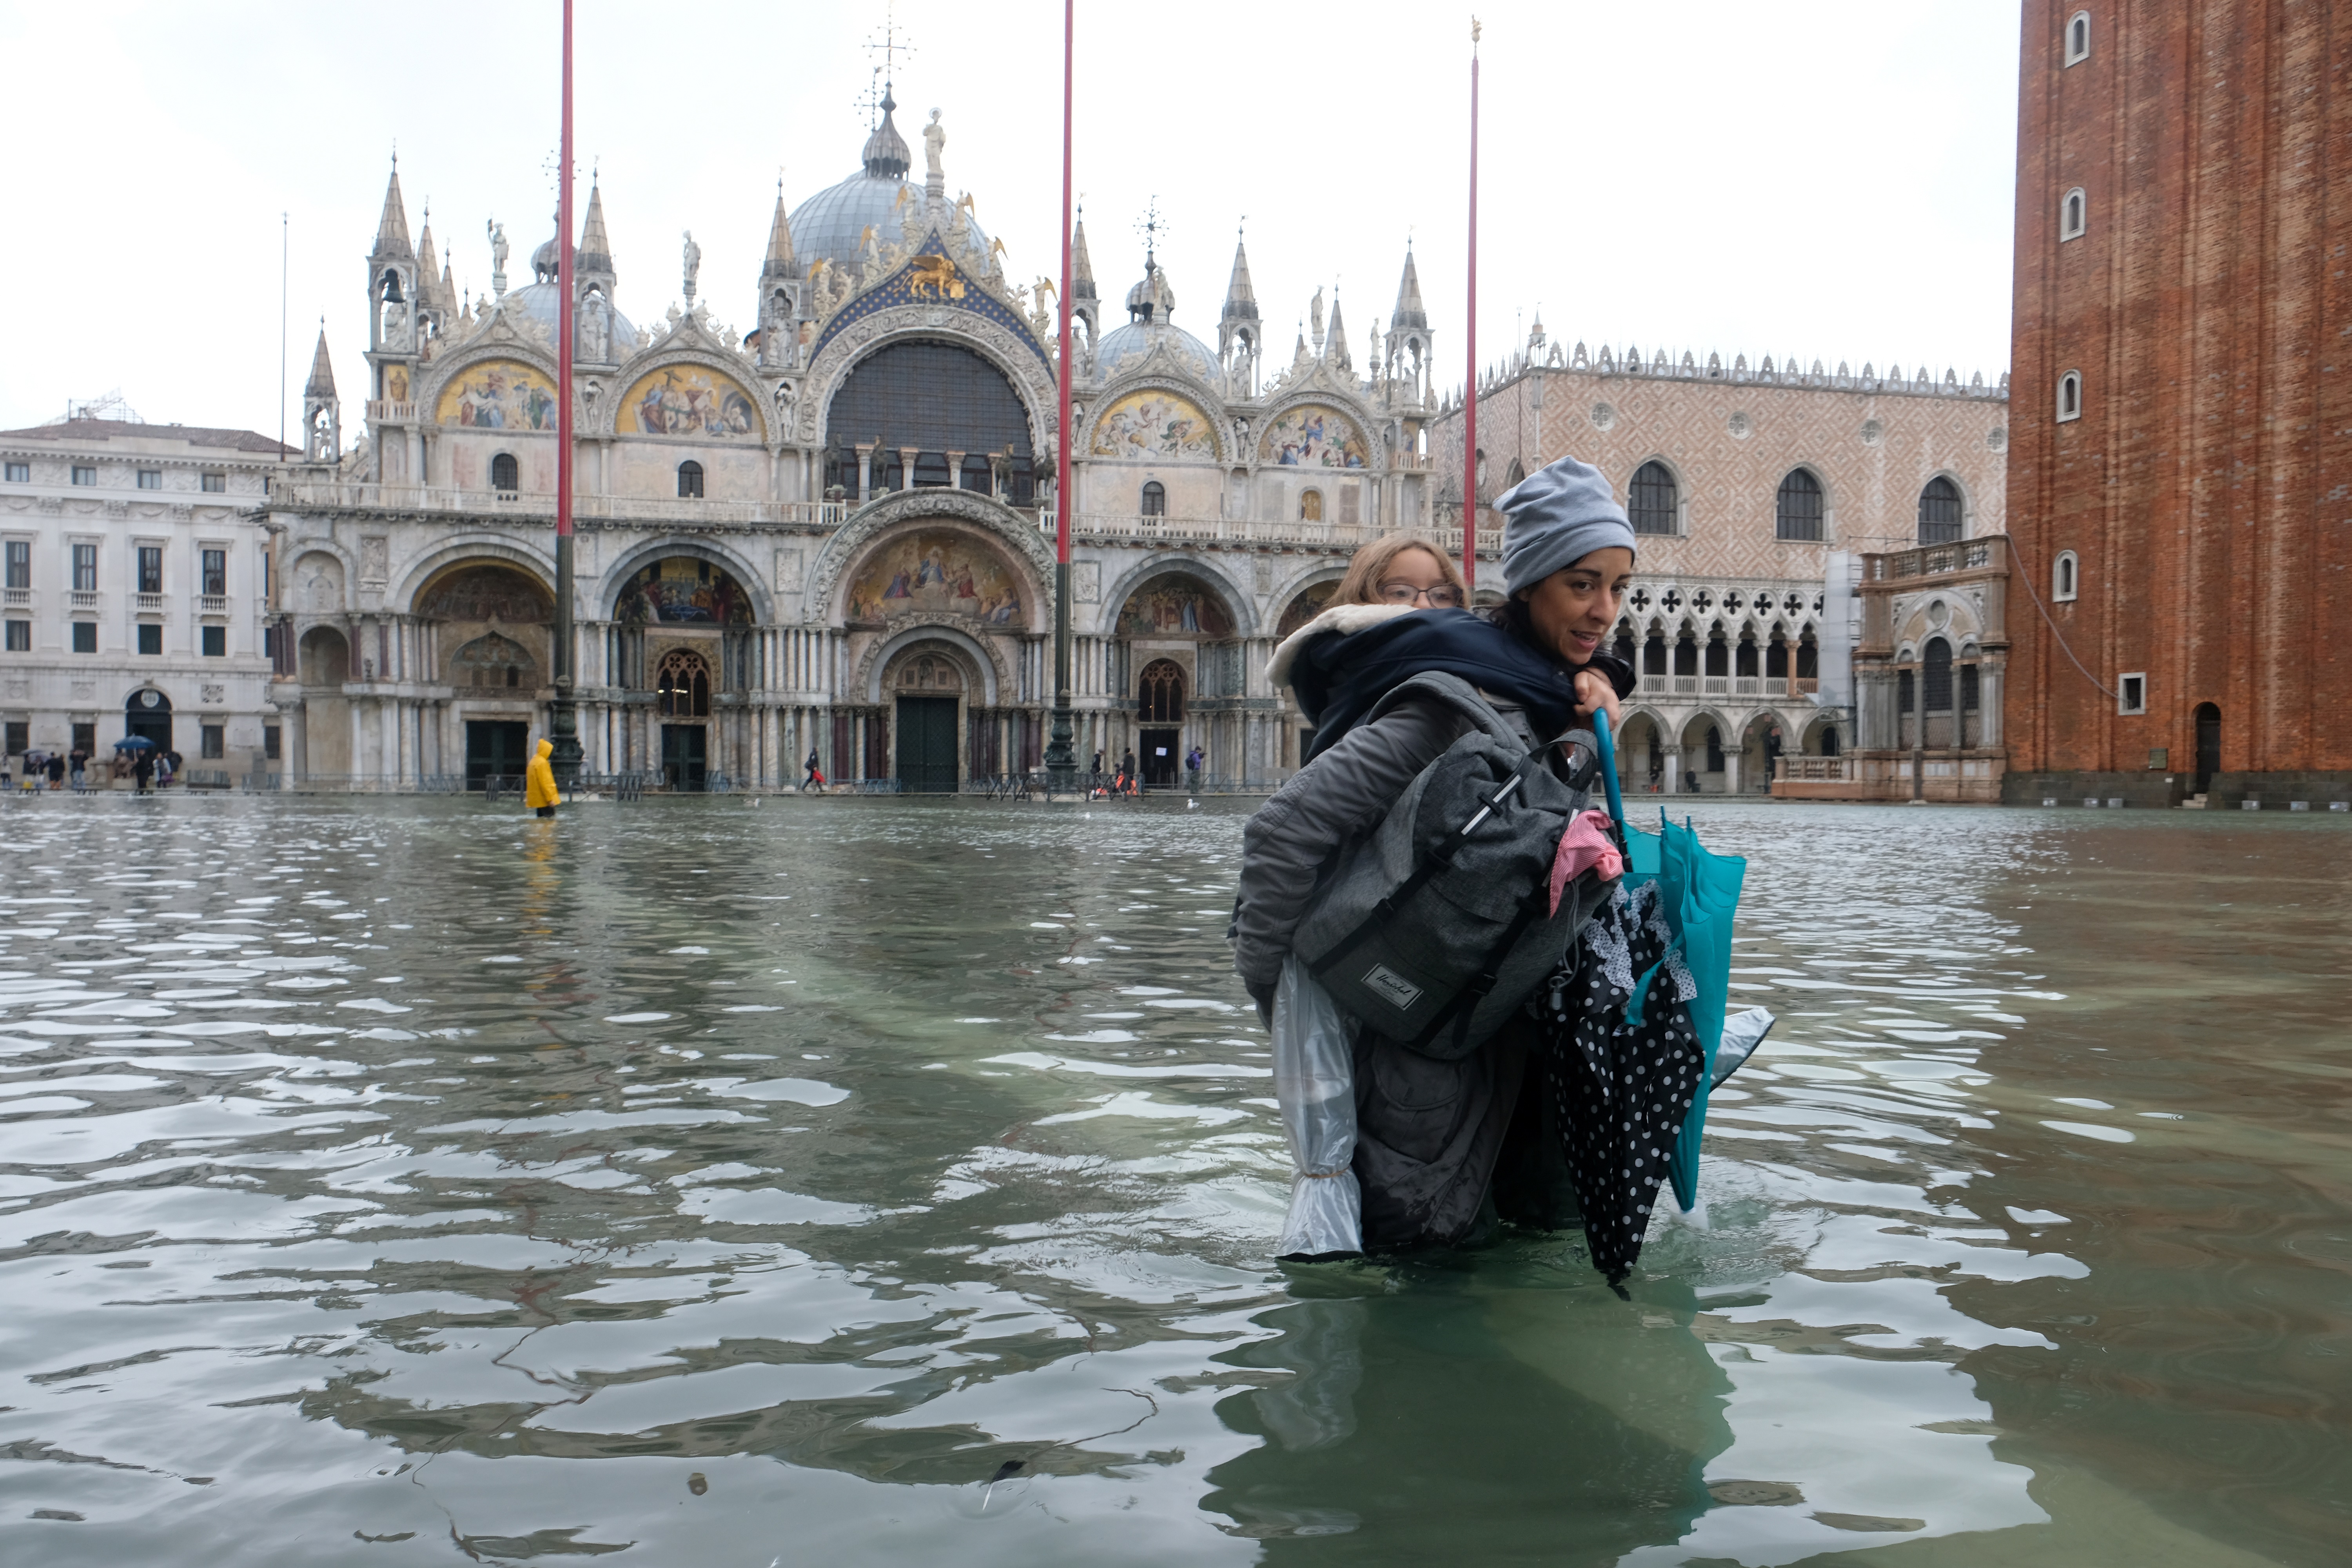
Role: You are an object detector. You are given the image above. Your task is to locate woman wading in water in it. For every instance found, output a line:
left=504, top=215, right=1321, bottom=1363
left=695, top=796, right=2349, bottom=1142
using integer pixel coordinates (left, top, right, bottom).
left=1234, top=455, right=1636, bottom=1249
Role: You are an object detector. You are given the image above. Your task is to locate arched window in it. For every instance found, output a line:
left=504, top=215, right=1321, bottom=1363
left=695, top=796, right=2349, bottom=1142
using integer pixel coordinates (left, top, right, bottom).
left=2061, top=187, right=2087, bottom=241
left=656, top=648, right=711, bottom=717
left=2058, top=370, right=2083, bottom=422
left=1138, top=658, right=1185, bottom=722
left=1704, top=726, right=1724, bottom=773
left=2065, top=10, right=2091, bottom=65
left=1898, top=669, right=1915, bottom=714
left=1704, top=626, right=1729, bottom=677
left=1629, top=460, right=1678, bottom=535
left=1643, top=630, right=1668, bottom=675
left=489, top=452, right=519, bottom=495
left=1775, top=468, right=1824, bottom=541
left=2054, top=549, right=2080, bottom=601
left=1922, top=637, right=1954, bottom=711
left=1918, top=476, right=1964, bottom=544
left=1961, top=661, right=1981, bottom=713
left=1300, top=488, right=1324, bottom=522
left=1734, top=632, right=1758, bottom=677
left=677, top=460, right=705, bottom=499
left=1140, top=480, right=1166, bottom=517
left=1820, top=726, right=1840, bottom=757
left=824, top=340, right=1037, bottom=505
left=1673, top=630, right=1698, bottom=677
left=1504, top=458, right=1526, bottom=489
left=1613, top=625, right=1636, bottom=664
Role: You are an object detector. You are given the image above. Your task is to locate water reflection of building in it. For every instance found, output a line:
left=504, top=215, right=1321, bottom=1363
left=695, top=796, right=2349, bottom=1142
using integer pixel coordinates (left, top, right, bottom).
left=263, top=85, right=1440, bottom=791
left=1432, top=340, right=2011, bottom=797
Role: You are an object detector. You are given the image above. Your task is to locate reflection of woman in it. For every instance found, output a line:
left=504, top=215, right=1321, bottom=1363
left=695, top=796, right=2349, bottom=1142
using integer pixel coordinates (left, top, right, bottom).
left=1237, top=459, right=1637, bottom=1250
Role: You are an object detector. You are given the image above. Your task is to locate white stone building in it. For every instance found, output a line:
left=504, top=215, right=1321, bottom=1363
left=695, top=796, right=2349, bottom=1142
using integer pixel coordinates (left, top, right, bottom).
left=265, top=87, right=1442, bottom=790
left=0, top=404, right=288, bottom=777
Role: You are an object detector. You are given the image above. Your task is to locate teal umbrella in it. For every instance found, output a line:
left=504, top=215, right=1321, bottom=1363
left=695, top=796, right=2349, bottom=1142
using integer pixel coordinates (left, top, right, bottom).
left=1591, top=713, right=1748, bottom=1212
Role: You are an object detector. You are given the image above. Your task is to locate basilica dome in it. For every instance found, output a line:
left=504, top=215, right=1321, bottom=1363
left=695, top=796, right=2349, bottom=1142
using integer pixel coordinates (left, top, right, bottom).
left=1096, top=321, right=1223, bottom=385
left=791, top=90, right=987, bottom=283
left=1096, top=258, right=1221, bottom=384
left=501, top=281, right=637, bottom=351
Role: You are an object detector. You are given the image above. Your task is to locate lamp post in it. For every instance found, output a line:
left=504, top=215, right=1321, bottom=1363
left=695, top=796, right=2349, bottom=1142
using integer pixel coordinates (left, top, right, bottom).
left=549, top=0, right=583, bottom=784
left=1043, top=0, right=1079, bottom=794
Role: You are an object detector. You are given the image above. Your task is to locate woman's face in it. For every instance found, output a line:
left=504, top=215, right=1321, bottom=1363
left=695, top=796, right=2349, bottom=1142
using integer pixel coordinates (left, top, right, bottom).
left=1371, top=546, right=1461, bottom=608
left=1520, top=547, right=1634, bottom=666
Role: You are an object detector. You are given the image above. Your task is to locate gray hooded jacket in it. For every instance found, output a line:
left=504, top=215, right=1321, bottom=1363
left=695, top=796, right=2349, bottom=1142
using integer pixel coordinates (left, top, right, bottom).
left=1233, top=603, right=1581, bottom=1249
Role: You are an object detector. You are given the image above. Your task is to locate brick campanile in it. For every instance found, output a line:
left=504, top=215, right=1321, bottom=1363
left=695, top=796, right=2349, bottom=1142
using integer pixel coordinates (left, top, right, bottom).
left=2005, top=1, right=2352, bottom=804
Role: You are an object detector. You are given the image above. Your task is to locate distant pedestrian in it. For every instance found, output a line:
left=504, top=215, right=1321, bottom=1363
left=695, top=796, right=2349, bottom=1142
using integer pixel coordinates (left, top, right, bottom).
left=1683, top=769, right=1700, bottom=795
left=67, top=746, right=87, bottom=789
left=801, top=750, right=824, bottom=791
left=524, top=738, right=560, bottom=818
left=132, top=752, right=155, bottom=794
left=45, top=753, right=65, bottom=790
left=1185, top=745, right=1203, bottom=794
left=1120, top=748, right=1135, bottom=781
left=165, top=748, right=184, bottom=787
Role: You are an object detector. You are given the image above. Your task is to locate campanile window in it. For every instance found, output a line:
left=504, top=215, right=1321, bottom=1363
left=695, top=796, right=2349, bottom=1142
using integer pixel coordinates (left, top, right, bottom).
left=2065, top=11, right=2091, bottom=65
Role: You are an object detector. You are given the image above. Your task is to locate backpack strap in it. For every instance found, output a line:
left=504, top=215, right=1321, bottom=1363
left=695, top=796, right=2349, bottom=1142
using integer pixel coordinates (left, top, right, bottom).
left=1359, top=671, right=1530, bottom=757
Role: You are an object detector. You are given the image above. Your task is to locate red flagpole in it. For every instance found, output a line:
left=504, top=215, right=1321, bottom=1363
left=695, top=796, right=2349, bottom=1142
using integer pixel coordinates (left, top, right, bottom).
left=557, top=0, right=574, bottom=552
left=550, top=0, right=581, bottom=778
left=1044, top=0, right=1078, bottom=789
left=1057, top=0, right=1074, bottom=579
left=1462, top=19, right=1480, bottom=591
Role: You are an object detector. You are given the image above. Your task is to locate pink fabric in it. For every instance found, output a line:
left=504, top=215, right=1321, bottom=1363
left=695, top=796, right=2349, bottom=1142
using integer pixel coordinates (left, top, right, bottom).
left=1549, top=810, right=1624, bottom=915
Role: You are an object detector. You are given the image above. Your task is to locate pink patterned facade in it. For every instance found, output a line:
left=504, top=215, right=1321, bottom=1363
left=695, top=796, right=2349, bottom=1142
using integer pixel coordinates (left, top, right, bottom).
left=1430, top=343, right=2009, bottom=795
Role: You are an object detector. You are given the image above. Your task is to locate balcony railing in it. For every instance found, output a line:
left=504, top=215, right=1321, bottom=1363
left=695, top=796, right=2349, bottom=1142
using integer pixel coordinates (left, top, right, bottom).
left=366, top=400, right=420, bottom=424
left=2, top=587, right=27, bottom=608
left=1778, top=757, right=1853, bottom=782
left=1867, top=535, right=2007, bottom=581
left=136, top=593, right=165, bottom=613
left=69, top=590, right=98, bottom=609
left=1038, top=510, right=1483, bottom=554
left=198, top=594, right=229, bottom=615
left=272, top=481, right=853, bottom=530
left=1656, top=672, right=1819, bottom=702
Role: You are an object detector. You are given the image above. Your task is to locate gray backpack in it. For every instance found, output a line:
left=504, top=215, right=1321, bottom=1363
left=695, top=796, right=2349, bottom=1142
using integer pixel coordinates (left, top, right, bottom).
left=1293, top=673, right=1610, bottom=1059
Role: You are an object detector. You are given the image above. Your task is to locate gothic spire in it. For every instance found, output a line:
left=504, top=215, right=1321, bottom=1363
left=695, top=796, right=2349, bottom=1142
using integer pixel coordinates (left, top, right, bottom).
left=760, top=183, right=796, bottom=281
left=1325, top=289, right=1350, bottom=370
left=1391, top=243, right=1427, bottom=331
left=372, top=159, right=413, bottom=260
left=304, top=325, right=338, bottom=399
left=416, top=209, right=441, bottom=303
left=1221, top=230, right=1259, bottom=323
left=1071, top=211, right=1096, bottom=303
left=577, top=180, right=613, bottom=276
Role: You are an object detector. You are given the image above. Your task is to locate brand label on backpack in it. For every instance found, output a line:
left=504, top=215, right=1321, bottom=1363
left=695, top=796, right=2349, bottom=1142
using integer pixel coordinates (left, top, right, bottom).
left=1361, top=963, right=1423, bottom=1011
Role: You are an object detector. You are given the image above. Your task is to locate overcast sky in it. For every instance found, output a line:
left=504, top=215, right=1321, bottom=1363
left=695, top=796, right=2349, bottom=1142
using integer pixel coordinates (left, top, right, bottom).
left=0, top=0, right=2021, bottom=439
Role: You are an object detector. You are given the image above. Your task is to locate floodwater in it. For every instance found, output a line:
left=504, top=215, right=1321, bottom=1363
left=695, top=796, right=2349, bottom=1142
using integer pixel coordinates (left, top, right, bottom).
left=0, top=794, right=2345, bottom=1567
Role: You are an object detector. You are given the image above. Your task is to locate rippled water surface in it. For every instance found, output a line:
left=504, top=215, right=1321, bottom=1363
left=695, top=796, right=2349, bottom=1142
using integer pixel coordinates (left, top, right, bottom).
left=1, top=794, right=2346, bottom=1566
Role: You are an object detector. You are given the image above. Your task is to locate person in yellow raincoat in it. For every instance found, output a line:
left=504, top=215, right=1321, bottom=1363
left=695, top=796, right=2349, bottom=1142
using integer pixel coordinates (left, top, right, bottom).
left=524, top=737, right=560, bottom=818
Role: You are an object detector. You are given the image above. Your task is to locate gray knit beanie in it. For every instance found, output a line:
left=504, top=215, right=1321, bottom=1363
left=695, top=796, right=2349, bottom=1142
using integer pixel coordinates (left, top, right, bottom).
left=1496, top=453, right=1639, bottom=597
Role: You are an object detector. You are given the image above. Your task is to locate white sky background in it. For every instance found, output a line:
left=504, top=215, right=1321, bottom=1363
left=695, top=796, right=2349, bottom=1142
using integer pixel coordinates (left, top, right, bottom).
left=0, top=0, right=2021, bottom=439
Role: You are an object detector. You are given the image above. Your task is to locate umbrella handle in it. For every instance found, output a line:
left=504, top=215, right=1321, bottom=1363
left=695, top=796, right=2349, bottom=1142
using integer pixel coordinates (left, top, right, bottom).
left=1591, top=709, right=1626, bottom=834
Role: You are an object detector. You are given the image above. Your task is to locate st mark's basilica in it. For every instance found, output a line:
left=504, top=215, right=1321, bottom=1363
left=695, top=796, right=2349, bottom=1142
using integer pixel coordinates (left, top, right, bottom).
left=269, top=82, right=1443, bottom=790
